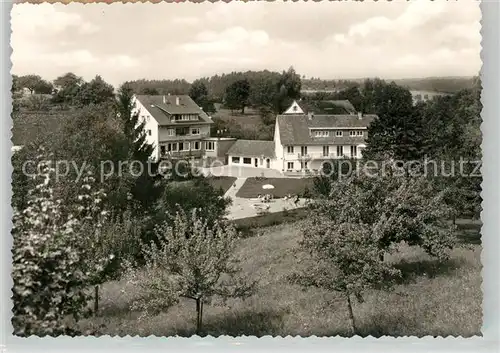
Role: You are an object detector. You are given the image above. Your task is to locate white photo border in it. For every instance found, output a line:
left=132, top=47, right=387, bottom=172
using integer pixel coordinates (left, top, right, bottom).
left=1, top=0, right=498, bottom=352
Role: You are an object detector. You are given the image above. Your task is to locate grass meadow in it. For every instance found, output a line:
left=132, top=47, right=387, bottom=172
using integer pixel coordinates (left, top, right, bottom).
left=76, top=220, right=482, bottom=337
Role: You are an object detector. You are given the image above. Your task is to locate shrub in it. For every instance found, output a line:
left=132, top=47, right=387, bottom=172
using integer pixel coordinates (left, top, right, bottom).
left=11, top=155, right=113, bottom=336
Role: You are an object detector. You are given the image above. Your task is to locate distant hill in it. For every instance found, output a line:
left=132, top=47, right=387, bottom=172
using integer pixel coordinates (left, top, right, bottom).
left=392, top=77, right=476, bottom=94
left=301, top=76, right=477, bottom=94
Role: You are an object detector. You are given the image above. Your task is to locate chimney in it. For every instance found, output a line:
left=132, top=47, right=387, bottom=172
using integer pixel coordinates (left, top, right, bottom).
left=357, top=112, right=363, bottom=120
left=308, top=112, right=314, bottom=120
left=175, top=96, right=180, bottom=106
left=162, top=95, right=166, bottom=104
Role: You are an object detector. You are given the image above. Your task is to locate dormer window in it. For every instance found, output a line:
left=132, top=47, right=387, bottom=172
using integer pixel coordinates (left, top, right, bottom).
left=314, top=130, right=329, bottom=137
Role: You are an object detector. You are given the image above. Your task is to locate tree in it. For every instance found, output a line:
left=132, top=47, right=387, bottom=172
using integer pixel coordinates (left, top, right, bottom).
left=294, top=169, right=457, bottom=334
left=225, top=79, right=250, bottom=114
left=124, top=209, right=255, bottom=334
left=52, top=72, right=85, bottom=106
left=11, top=152, right=113, bottom=336
left=11, top=74, right=19, bottom=93
left=115, top=84, right=165, bottom=211
left=274, top=67, right=302, bottom=113
left=75, top=75, right=115, bottom=107
left=249, top=76, right=279, bottom=109
left=310, top=168, right=457, bottom=260
left=189, top=80, right=209, bottom=105
left=363, top=81, right=424, bottom=161
left=293, top=220, right=400, bottom=334
left=140, top=87, right=160, bottom=95
left=53, top=72, right=83, bottom=90
left=17, top=75, right=53, bottom=94
left=153, top=177, right=231, bottom=228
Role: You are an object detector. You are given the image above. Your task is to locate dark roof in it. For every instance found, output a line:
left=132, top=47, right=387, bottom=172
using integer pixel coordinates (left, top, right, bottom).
left=297, top=100, right=356, bottom=114
left=277, top=114, right=377, bottom=145
left=226, top=139, right=275, bottom=158
left=134, top=95, right=213, bottom=126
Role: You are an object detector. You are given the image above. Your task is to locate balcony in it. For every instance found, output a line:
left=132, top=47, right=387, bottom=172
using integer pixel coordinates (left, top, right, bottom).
left=297, top=153, right=311, bottom=159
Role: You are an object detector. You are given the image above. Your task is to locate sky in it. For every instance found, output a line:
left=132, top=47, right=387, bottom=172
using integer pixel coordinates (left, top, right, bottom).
left=10, top=0, right=482, bottom=86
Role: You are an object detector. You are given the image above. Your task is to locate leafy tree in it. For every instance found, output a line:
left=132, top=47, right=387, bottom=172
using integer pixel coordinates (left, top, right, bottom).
left=124, top=209, right=255, bottom=334
left=293, top=219, right=400, bottom=334
left=17, top=75, right=53, bottom=94
left=363, top=82, right=424, bottom=161
left=249, top=76, right=279, bottom=110
left=310, top=169, right=457, bottom=260
left=224, top=79, right=251, bottom=114
left=75, top=75, right=115, bottom=106
left=11, top=74, right=19, bottom=93
left=274, top=67, right=302, bottom=113
left=52, top=73, right=85, bottom=106
left=140, top=87, right=160, bottom=95
left=153, top=177, right=231, bottom=228
left=11, top=153, right=113, bottom=336
left=124, top=78, right=191, bottom=96
left=54, top=72, right=83, bottom=90
left=189, top=80, right=209, bottom=105
left=48, top=103, right=134, bottom=214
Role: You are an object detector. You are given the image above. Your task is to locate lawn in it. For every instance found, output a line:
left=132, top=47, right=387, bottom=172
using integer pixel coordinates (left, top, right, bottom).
left=236, top=177, right=314, bottom=198
left=76, top=221, right=481, bottom=337
left=212, top=108, right=274, bottom=140
left=206, top=176, right=237, bottom=195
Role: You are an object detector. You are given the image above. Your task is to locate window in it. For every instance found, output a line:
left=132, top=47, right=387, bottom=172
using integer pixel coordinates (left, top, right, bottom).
left=337, top=146, right=343, bottom=157
left=193, top=141, right=201, bottom=150
left=350, top=145, right=358, bottom=157
left=160, top=146, right=166, bottom=155
left=176, top=127, right=189, bottom=136
left=179, top=142, right=190, bottom=151
left=336, top=131, right=343, bottom=137
left=287, top=162, right=294, bottom=170
left=301, top=146, right=308, bottom=156
left=243, top=157, right=252, bottom=164
left=314, top=130, right=329, bottom=137
left=293, top=105, right=298, bottom=111
left=349, top=131, right=356, bottom=136
left=172, top=143, right=178, bottom=151
left=356, top=130, right=363, bottom=136
left=206, top=141, right=215, bottom=151
left=287, top=146, right=294, bottom=154
left=191, top=128, right=200, bottom=135
left=147, top=129, right=152, bottom=136
left=167, top=129, right=175, bottom=136
left=167, top=143, right=172, bottom=152
left=232, top=156, right=240, bottom=164
left=323, top=146, right=329, bottom=157
left=190, top=115, right=198, bottom=121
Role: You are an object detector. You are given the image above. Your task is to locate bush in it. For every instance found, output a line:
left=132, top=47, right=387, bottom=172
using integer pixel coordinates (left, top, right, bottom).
left=11, top=156, right=113, bottom=336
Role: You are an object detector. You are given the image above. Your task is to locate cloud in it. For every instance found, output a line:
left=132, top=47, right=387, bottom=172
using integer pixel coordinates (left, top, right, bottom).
left=11, top=4, right=100, bottom=37
left=181, top=27, right=270, bottom=54
left=10, top=1, right=481, bottom=86
left=171, top=16, right=199, bottom=26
